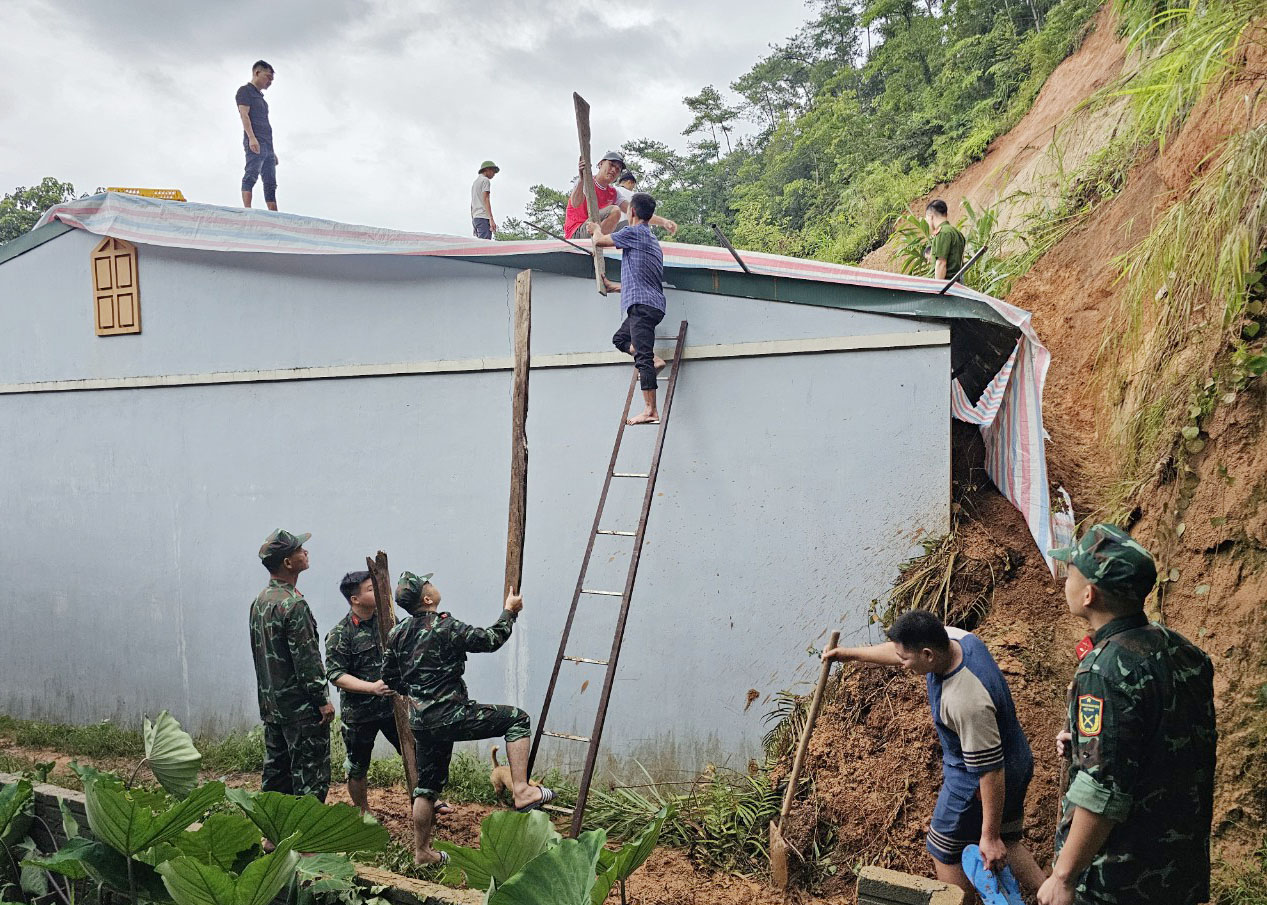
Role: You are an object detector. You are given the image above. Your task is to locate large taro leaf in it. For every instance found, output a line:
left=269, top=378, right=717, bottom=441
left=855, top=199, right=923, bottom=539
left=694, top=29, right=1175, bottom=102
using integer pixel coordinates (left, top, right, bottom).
left=23, top=837, right=95, bottom=881
left=144, top=711, right=203, bottom=799
left=158, top=834, right=299, bottom=905
left=84, top=775, right=224, bottom=858
left=56, top=838, right=171, bottom=901
left=293, top=852, right=358, bottom=894
left=486, top=829, right=605, bottom=905
left=224, top=788, right=388, bottom=853
left=437, top=809, right=561, bottom=890
left=173, top=812, right=261, bottom=871
left=0, top=779, right=34, bottom=846
left=590, top=805, right=671, bottom=905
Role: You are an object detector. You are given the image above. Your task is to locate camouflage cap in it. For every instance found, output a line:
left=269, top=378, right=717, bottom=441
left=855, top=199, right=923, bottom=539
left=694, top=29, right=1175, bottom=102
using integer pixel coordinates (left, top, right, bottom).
left=1049, top=523, right=1157, bottom=600
left=394, top=571, right=435, bottom=609
left=258, top=528, right=311, bottom=563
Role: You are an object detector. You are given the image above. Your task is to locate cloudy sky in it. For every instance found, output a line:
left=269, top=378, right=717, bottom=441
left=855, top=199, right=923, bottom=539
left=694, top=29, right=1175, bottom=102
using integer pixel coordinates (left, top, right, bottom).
left=1, top=0, right=813, bottom=236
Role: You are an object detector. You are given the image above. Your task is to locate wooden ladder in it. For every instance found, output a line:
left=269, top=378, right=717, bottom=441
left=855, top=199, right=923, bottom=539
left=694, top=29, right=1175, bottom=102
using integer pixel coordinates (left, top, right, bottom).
left=528, top=320, right=688, bottom=836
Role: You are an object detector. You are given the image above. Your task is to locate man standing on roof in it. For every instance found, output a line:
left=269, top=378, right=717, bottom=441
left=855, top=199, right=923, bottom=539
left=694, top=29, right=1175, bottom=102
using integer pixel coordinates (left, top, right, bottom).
left=236, top=60, right=280, bottom=211
left=823, top=611, right=1046, bottom=899
left=471, top=161, right=499, bottom=239
left=382, top=571, right=553, bottom=867
left=249, top=529, right=333, bottom=801
left=591, top=192, right=670, bottom=426
left=924, top=199, right=965, bottom=283
left=1038, top=525, right=1215, bottom=905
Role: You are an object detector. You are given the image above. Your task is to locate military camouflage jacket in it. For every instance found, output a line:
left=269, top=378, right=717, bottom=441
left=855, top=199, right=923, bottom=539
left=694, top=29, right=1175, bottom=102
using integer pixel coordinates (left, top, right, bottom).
left=1055, top=612, right=1216, bottom=904
left=248, top=579, right=329, bottom=725
left=325, top=610, right=393, bottom=725
left=381, top=609, right=515, bottom=728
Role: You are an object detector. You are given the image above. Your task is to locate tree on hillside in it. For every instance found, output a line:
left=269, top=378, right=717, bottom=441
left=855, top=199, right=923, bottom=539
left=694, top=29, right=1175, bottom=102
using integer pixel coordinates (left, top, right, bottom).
left=683, top=86, right=739, bottom=157
left=0, top=178, right=81, bottom=244
left=495, top=184, right=569, bottom=240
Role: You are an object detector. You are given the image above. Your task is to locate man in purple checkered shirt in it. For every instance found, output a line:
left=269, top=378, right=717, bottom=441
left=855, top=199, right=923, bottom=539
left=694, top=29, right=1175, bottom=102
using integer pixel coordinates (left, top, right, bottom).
left=591, top=192, right=668, bottom=426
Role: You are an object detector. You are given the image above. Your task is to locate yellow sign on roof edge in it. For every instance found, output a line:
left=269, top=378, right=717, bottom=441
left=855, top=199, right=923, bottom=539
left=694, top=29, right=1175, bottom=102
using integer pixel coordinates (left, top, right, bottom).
left=106, top=187, right=187, bottom=202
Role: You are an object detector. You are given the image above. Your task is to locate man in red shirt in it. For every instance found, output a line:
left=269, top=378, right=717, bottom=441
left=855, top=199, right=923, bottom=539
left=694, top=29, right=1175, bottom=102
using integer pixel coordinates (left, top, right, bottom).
left=565, top=151, right=625, bottom=239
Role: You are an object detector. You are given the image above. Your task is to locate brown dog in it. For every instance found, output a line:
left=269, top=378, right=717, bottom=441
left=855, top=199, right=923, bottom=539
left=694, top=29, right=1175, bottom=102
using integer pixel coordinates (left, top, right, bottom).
left=490, top=746, right=540, bottom=803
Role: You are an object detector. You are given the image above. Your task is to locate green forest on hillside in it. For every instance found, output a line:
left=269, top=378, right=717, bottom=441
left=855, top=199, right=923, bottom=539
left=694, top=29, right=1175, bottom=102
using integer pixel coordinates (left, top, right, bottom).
left=499, top=0, right=1104, bottom=262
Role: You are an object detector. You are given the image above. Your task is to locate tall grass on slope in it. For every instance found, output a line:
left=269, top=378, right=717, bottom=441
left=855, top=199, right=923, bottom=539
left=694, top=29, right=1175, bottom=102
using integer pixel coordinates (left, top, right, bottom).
left=1110, top=0, right=1261, bottom=147
left=1102, top=123, right=1267, bottom=489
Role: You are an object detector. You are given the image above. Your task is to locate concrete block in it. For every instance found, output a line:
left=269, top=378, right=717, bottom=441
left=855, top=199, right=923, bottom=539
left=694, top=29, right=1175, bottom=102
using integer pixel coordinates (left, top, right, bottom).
left=857, top=865, right=965, bottom=905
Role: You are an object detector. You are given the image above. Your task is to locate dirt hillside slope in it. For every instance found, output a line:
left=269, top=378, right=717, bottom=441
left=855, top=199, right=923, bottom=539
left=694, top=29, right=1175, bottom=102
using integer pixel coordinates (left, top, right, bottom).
left=799, top=5, right=1267, bottom=893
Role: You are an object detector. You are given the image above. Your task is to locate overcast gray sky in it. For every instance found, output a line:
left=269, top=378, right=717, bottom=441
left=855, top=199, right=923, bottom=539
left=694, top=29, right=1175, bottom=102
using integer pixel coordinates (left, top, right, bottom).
left=1, top=1, right=813, bottom=236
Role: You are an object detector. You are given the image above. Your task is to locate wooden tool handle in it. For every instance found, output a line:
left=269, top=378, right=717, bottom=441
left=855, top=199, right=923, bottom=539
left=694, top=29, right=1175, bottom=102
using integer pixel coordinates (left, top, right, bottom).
left=779, top=630, right=840, bottom=824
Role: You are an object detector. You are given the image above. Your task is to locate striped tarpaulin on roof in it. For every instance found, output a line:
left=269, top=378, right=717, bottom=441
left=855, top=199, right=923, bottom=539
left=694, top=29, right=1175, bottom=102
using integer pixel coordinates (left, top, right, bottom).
left=37, top=192, right=1068, bottom=570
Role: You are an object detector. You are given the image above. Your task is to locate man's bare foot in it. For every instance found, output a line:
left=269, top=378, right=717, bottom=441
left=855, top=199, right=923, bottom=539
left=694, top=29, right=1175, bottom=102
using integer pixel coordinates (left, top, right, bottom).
left=653, top=357, right=667, bottom=373
left=414, top=849, right=448, bottom=867
left=627, top=410, right=660, bottom=426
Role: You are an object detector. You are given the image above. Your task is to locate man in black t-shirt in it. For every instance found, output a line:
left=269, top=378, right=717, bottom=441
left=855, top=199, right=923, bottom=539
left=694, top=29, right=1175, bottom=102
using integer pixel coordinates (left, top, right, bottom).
left=235, top=60, right=279, bottom=210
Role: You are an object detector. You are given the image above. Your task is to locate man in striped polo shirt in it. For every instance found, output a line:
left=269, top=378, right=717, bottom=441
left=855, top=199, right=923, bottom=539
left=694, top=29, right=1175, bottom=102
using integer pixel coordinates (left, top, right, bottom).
left=824, top=610, right=1043, bottom=898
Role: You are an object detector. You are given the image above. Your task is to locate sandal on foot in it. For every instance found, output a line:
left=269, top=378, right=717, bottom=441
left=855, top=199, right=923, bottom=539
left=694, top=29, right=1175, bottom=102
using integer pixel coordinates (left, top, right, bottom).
left=416, top=850, right=449, bottom=867
left=514, top=786, right=556, bottom=812
left=961, top=844, right=1023, bottom=905
left=435, top=800, right=455, bottom=816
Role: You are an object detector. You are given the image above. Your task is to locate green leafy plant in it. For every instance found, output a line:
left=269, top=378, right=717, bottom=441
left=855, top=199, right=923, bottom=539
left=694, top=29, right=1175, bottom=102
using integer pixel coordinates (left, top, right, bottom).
left=592, top=805, right=671, bottom=905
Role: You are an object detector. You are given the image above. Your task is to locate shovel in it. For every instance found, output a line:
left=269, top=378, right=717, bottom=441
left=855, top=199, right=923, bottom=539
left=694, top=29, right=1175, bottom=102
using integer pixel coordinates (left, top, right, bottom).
left=770, top=629, right=839, bottom=889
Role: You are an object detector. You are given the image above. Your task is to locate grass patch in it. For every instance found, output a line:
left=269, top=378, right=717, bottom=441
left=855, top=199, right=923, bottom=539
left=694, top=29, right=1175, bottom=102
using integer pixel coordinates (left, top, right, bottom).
left=1213, top=839, right=1267, bottom=905
left=198, top=727, right=265, bottom=774
left=6, top=718, right=143, bottom=758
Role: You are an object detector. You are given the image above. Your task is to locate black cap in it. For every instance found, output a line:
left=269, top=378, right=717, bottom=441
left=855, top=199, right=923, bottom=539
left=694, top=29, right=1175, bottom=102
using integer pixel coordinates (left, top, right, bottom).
left=599, top=150, right=625, bottom=168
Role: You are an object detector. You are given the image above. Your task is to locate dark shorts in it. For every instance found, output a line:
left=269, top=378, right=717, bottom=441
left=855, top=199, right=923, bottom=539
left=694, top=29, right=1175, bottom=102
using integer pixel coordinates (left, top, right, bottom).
left=262, top=719, right=330, bottom=802
left=411, top=702, right=531, bottom=800
left=926, top=769, right=1030, bottom=865
left=472, top=218, right=492, bottom=239
left=569, top=205, right=621, bottom=239
left=341, top=717, right=401, bottom=781
left=242, top=140, right=277, bottom=200
left=613, top=303, right=666, bottom=391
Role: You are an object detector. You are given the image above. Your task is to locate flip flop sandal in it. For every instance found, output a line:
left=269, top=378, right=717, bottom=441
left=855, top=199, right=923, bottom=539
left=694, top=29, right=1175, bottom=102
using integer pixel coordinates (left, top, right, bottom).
left=435, top=801, right=455, bottom=816
left=961, top=844, right=1023, bottom=905
left=514, top=786, right=557, bottom=812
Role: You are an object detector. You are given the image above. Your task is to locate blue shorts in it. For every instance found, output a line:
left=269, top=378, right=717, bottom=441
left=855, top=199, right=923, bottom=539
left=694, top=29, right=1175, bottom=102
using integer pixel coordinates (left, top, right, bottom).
left=927, top=768, right=1030, bottom=865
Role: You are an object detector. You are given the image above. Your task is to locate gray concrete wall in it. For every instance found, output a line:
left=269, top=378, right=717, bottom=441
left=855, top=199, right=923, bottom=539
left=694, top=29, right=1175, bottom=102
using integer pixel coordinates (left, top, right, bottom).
left=0, top=233, right=949, bottom=777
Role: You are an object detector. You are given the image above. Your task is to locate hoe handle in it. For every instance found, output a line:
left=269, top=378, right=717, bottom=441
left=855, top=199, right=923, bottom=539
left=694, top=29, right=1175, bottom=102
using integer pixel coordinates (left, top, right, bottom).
left=779, top=630, right=840, bottom=826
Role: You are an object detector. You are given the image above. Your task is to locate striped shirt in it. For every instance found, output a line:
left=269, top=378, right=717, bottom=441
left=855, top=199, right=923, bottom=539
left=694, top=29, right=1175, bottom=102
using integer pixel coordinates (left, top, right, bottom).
left=928, top=628, right=1032, bottom=790
left=610, top=223, right=666, bottom=315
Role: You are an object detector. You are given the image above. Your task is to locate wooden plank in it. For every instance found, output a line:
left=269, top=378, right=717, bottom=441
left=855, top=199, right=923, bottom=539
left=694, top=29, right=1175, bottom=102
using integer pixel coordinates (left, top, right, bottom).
left=573, top=92, right=608, bottom=296
left=504, top=270, right=531, bottom=597
left=366, top=552, right=419, bottom=813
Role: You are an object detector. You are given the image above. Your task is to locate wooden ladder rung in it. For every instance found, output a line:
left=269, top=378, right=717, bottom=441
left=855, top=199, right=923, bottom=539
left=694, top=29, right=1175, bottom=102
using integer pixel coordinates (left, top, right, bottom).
left=564, top=656, right=609, bottom=666
left=581, top=588, right=623, bottom=597
left=612, top=472, right=649, bottom=478
left=543, top=804, right=575, bottom=816
left=543, top=730, right=591, bottom=742
left=596, top=529, right=635, bottom=536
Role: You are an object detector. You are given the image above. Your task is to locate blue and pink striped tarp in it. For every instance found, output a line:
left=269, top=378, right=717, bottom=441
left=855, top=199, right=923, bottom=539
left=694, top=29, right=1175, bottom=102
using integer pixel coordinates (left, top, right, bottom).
left=38, top=192, right=1069, bottom=570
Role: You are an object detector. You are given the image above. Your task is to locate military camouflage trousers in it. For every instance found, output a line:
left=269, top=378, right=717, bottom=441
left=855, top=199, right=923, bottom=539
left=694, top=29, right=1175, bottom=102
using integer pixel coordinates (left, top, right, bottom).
left=262, top=719, right=331, bottom=802
left=412, top=702, right=530, bottom=800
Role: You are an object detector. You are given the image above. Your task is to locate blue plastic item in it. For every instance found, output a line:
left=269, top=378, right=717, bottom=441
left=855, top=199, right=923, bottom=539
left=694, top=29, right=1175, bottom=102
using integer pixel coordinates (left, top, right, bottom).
left=961, top=843, right=1024, bottom=905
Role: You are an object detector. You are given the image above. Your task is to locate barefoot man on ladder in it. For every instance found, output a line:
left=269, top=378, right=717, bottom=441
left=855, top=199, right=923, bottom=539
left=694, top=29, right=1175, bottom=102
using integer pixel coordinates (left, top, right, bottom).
left=591, top=191, right=670, bottom=426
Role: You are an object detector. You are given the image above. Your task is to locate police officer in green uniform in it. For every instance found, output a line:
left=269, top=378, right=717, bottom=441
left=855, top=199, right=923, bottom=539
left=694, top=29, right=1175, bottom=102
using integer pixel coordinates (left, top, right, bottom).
left=248, top=529, right=334, bottom=801
left=324, top=570, right=400, bottom=813
left=382, top=571, right=555, bottom=866
left=1038, top=524, right=1216, bottom=905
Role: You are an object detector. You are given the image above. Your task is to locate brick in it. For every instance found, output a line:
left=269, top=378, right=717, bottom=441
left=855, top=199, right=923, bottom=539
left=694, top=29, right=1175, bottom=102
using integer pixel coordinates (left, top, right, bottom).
left=857, top=865, right=965, bottom=905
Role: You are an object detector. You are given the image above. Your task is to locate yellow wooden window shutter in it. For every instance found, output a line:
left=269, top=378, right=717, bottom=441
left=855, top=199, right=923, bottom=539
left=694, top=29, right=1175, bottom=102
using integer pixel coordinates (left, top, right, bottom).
left=91, top=236, right=141, bottom=335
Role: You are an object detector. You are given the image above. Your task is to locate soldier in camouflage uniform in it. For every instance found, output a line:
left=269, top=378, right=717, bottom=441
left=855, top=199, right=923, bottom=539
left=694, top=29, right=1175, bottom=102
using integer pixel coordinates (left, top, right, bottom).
left=325, top=570, right=400, bottom=813
left=382, top=571, right=555, bottom=865
left=248, top=529, right=334, bottom=802
left=1038, top=524, right=1216, bottom=905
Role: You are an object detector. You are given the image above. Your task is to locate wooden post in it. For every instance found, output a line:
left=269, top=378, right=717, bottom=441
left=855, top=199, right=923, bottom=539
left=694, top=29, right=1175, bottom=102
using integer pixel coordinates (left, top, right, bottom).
left=573, top=92, right=608, bottom=296
left=365, top=551, right=419, bottom=803
left=505, top=270, right=531, bottom=596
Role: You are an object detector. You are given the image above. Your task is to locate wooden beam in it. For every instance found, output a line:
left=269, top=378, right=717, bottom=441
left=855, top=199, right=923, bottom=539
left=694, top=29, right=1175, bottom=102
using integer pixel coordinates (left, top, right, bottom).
left=504, top=270, right=531, bottom=597
left=573, top=92, right=608, bottom=296
left=366, top=551, right=419, bottom=812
